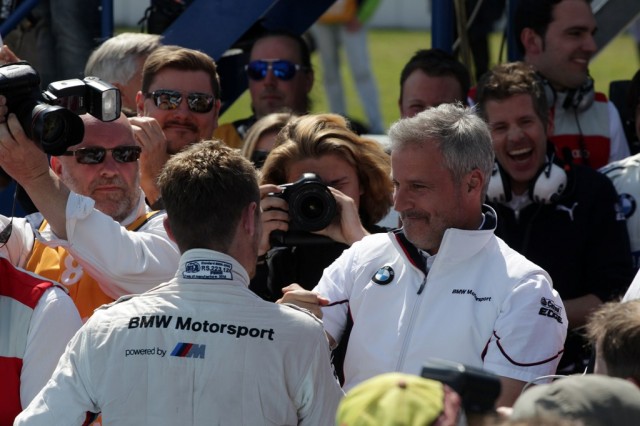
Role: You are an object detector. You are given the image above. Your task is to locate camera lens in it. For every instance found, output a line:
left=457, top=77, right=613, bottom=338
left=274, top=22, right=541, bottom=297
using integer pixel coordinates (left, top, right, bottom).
left=299, top=194, right=325, bottom=220
left=289, top=183, right=337, bottom=232
left=28, top=104, right=84, bottom=156
left=41, top=112, right=65, bottom=143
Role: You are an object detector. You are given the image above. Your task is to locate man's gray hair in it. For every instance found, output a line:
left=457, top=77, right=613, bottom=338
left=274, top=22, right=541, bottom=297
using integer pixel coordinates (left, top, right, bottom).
left=85, top=33, right=163, bottom=84
left=388, top=103, right=495, bottom=196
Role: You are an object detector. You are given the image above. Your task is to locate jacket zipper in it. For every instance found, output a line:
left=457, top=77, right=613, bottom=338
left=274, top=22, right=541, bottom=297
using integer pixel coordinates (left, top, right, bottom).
left=395, top=272, right=427, bottom=371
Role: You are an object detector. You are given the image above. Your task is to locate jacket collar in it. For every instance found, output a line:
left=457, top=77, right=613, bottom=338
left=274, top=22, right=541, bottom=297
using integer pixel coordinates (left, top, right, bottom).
left=177, top=249, right=250, bottom=288
left=394, top=205, right=497, bottom=270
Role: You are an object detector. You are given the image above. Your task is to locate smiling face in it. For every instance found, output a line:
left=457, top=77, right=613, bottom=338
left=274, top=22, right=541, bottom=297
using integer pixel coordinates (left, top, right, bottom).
left=484, top=93, right=550, bottom=195
left=137, top=68, right=219, bottom=154
left=391, top=141, right=479, bottom=254
left=399, top=70, right=465, bottom=118
left=523, top=0, right=597, bottom=91
left=51, top=115, right=141, bottom=223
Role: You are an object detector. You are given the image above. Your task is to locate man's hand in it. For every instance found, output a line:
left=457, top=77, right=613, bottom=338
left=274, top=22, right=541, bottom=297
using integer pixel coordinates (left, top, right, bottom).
left=0, top=113, right=51, bottom=185
left=0, top=45, right=21, bottom=65
left=0, top=112, right=69, bottom=237
left=277, top=284, right=330, bottom=319
left=129, top=116, right=169, bottom=205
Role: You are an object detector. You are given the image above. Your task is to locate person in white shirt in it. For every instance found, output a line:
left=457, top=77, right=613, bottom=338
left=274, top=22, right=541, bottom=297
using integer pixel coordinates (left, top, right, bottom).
left=279, top=103, right=567, bottom=407
left=15, top=140, right=343, bottom=425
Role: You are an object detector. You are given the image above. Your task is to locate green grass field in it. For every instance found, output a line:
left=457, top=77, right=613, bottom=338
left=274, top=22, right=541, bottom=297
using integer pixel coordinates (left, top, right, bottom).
left=221, top=29, right=640, bottom=131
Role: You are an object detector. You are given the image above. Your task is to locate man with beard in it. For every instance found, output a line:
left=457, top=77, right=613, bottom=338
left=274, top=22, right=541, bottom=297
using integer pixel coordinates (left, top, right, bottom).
left=0, top=111, right=180, bottom=320
left=278, top=103, right=568, bottom=407
left=214, top=30, right=314, bottom=149
left=131, top=45, right=221, bottom=208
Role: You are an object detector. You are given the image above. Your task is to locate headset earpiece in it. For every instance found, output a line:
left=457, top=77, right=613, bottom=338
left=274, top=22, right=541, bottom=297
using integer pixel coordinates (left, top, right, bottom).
left=486, top=153, right=568, bottom=205
left=486, top=162, right=512, bottom=204
left=538, top=73, right=595, bottom=112
left=562, top=76, right=594, bottom=112
left=529, top=159, right=568, bottom=204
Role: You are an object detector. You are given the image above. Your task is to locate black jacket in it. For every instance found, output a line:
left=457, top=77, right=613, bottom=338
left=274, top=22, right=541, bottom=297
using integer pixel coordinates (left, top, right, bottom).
left=489, top=162, right=635, bottom=372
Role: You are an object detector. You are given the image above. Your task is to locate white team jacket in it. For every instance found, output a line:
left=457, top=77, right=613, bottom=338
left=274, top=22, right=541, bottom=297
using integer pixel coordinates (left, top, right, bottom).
left=316, top=207, right=568, bottom=391
left=15, top=249, right=344, bottom=426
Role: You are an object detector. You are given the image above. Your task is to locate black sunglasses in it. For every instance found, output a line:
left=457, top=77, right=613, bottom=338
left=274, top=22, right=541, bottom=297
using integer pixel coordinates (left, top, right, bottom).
left=61, top=146, right=142, bottom=165
left=145, top=89, right=215, bottom=113
left=245, top=60, right=307, bottom=81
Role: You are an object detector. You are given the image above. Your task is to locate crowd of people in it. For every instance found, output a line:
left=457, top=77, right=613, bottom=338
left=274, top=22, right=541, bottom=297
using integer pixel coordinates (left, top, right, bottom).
left=3, top=0, right=640, bottom=424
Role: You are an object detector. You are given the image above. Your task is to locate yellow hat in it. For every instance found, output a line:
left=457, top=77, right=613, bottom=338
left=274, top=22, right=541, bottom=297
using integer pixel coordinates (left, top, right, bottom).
left=336, top=373, right=446, bottom=426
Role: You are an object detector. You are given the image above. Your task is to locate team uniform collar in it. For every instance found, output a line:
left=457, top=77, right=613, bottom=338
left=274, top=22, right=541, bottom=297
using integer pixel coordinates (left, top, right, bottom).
left=394, top=205, right=497, bottom=271
left=176, top=249, right=250, bottom=288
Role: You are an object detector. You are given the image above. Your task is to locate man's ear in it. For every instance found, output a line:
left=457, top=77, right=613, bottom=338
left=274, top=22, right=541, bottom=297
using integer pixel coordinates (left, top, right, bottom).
left=163, top=217, right=176, bottom=243
left=212, top=98, right=221, bottom=130
left=50, top=156, right=63, bottom=177
left=467, top=169, right=484, bottom=196
left=242, top=201, right=259, bottom=237
left=135, top=90, right=145, bottom=116
left=304, top=70, right=315, bottom=95
left=521, top=28, right=544, bottom=55
left=546, top=108, right=555, bottom=136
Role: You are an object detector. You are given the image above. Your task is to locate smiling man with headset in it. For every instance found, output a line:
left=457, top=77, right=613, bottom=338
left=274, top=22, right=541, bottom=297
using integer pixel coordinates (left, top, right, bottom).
left=476, top=61, right=635, bottom=376
left=515, top=0, right=629, bottom=169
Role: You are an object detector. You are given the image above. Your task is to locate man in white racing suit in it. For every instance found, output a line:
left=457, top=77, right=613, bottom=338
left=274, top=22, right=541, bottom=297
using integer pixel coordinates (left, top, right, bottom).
left=15, top=140, right=343, bottom=425
left=279, top=104, right=568, bottom=407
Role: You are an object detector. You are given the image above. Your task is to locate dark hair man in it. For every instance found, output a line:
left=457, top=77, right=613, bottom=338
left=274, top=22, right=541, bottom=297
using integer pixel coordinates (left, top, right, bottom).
left=514, top=0, right=629, bottom=168
left=15, top=140, right=344, bottom=425
left=476, top=61, right=634, bottom=374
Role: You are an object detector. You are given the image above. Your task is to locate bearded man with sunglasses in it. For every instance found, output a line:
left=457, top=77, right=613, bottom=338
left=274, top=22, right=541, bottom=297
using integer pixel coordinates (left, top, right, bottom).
left=131, top=45, right=221, bottom=208
left=214, top=30, right=314, bottom=151
left=0, top=110, right=180, bottom=321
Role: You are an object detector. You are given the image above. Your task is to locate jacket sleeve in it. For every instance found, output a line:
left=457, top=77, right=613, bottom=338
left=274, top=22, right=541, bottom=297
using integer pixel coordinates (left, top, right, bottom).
left=295, top=325, right=344, bottom=425
left=37, top=193, right=180, bottom=299
left=21, top=287, right=82, bottom=407
left=14, top=323, right=100, bottom=425
left=483, top=273, right=568, bottom=384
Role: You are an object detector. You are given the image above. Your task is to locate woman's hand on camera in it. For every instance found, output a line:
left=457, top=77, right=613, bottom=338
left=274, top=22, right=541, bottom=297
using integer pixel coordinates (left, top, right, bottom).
left=259, top=184, right=289, bottom=256
left=314, top=187, right=369, bottom=246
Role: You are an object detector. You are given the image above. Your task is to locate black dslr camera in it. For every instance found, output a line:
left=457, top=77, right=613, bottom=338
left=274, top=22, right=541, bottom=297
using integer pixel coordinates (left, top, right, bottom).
left=421, top=359, right=501, bottom=414
left=269, top=173, right=337, bottom=246
left=0, top=62, right=121, bottom=156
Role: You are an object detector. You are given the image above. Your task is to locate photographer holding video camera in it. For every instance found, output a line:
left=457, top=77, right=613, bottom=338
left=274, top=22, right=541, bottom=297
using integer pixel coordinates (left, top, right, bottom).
left=250, top=113, right=393, bottom=303
left=0, top=62, right=179, bottom=321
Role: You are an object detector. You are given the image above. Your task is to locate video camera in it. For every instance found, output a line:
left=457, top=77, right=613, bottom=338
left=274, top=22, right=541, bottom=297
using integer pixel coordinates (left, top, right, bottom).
left=421, top=359, right=501, bottom=414
left=0, top=62, right=121, bottom=156
left=268, top=173, right=338, bottom=246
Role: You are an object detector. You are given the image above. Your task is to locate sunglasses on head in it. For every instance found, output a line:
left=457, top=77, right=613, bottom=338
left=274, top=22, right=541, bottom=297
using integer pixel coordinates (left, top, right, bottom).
left=145, top=89, right=215, bottom=113
left=245, top=60, right=307, bottom=81
left=61, top=146, right=142, bottom=165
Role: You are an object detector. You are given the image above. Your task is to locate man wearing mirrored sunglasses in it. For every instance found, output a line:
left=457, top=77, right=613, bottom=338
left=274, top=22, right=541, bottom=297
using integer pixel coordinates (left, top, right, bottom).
left=0, top=110, right=180, bottom=321
left=214, top=30, right=314, bottom=150
left=131, top=45, right=221, bottom=208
